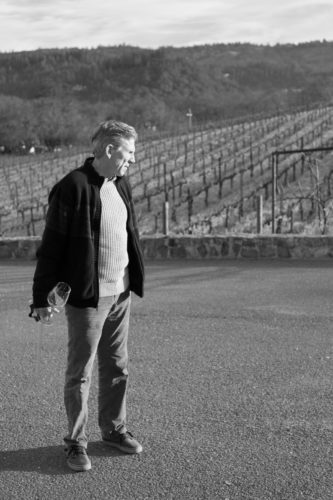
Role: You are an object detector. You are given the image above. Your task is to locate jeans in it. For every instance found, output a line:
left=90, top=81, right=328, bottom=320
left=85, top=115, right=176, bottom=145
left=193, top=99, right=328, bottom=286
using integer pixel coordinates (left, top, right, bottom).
left=63, top=289, right=131, bottom=448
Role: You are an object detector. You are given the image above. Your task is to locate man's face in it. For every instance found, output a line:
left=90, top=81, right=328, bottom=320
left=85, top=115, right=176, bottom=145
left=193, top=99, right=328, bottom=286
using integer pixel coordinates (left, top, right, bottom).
left=108, top=137, right=136, bottom=178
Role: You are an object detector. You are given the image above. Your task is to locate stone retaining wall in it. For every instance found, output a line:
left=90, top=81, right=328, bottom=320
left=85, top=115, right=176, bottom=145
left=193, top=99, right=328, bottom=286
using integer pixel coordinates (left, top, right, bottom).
left=1, top=235, right=332, bottom=260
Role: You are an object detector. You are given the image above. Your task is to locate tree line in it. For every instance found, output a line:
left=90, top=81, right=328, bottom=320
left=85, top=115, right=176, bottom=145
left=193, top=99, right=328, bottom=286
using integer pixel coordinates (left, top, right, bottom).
left=0, top=41, right=332, bottom=151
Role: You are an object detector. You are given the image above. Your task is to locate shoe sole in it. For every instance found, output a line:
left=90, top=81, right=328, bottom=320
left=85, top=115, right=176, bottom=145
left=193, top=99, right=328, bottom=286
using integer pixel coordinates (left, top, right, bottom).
left=102, top=440, right=143, bottom=454
left=67, top=460, right=92, bottom=472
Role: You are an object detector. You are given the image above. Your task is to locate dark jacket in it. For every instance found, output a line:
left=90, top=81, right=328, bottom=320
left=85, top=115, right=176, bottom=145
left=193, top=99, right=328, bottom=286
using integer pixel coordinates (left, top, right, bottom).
left=32, top=157, right=144, bottom=308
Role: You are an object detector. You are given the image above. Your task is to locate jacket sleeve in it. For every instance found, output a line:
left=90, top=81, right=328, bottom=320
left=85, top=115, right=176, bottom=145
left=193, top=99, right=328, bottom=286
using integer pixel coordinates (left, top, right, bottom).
left=32, top=181, right=73, bottom=308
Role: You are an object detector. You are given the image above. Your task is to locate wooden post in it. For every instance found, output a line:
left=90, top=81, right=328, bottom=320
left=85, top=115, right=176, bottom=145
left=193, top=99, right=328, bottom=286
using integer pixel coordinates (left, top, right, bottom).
left=170, top=172, right=175, bottom=201
left=250, top=145, right=254, bottom=173
left=289, top=207, right=294, bottom=233
left=256, top=195, right=263, bottom=234
left=179, top=182, right=183, bottom=198
left=271, top=153, right=277, bottom=233
left=239, top=171, right=244, bottom=219
left=218, top=157, right=222, bottom=199
left=186, top=108, right=193, bottom=131
left=283, top=169, right=288, bottom=187
left=163, top=200, right=169, bottom=236
left=225, top=206, right=230, bottom=229
left=163, top=163, right=167, bottom=199
left=301, top=153, right=305, bottom=175
left=205, top=185, right=209, bottom=207
left=299, top=200, right=304, bottom=221
left=187, top=188, right=193, bottom=224
left=157, top=164, right=160, bottom=189
left=193, top=130, right=196, bottom=169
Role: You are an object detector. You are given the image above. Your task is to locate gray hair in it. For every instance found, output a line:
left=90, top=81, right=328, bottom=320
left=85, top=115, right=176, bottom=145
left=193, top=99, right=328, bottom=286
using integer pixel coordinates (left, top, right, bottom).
left=91, top=120, right=137, bottom=158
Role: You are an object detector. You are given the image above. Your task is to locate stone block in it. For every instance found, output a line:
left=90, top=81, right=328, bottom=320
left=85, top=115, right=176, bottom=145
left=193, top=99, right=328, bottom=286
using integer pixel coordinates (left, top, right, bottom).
left=156, top=242, right=169, bottom=259
left=17, top=240, right=39, bottom=259
left=209, top=244, right=218, bottom=257
left=232, top=238, right=243, bottom=258
left=221, top=239, right=229, bottom=257
left=197, top=242, right=208, bottom=258
left=277, top=238, right=291, bottom=258
left=170, top=244, right=187, bottom=259
left=240, top=239, right=258, bottom=258
left=258, top=238, right=276, bottom=258
left=0, top=242, right=12, bottom=259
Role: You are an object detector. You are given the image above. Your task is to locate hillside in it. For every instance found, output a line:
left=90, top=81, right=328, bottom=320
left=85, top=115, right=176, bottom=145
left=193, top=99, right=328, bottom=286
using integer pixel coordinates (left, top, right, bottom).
left=0, top=41, right=333, bottom=150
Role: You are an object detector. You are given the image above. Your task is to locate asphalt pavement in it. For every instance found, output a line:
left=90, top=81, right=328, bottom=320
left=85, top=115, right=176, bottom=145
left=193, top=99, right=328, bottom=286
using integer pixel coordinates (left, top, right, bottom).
left=0, top=259, right=333, bottom=500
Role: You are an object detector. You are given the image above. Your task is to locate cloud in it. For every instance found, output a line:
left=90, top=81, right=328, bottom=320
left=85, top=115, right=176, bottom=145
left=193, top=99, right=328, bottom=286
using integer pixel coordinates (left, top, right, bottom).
left=0, top=0, right=332, bottom=52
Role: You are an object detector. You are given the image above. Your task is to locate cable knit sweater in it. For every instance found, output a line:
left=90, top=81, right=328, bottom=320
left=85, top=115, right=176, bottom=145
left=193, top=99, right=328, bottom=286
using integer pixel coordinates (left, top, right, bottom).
left=98, top=179, right=129, bottom=296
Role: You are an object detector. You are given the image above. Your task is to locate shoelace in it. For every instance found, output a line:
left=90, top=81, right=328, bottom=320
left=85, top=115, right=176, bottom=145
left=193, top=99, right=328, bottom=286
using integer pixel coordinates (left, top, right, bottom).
left=67, top=445, right=87, bottom=457
left=119, top=431, right=134, bottom=442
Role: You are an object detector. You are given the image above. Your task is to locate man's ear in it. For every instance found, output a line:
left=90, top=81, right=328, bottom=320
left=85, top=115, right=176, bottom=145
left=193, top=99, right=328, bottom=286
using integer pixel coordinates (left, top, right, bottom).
left=106, top=144, right=114, bottom=158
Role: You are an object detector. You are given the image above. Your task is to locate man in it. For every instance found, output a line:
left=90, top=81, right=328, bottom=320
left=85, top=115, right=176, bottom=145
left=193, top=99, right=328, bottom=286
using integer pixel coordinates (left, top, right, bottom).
left=31, top=120, right=145, bottom=472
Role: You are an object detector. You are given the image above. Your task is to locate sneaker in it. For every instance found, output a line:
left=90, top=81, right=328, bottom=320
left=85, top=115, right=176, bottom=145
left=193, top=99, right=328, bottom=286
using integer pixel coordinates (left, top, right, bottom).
left=102, top=431, right=143, bottom=454
left=65, top=444, right=91, bottom=472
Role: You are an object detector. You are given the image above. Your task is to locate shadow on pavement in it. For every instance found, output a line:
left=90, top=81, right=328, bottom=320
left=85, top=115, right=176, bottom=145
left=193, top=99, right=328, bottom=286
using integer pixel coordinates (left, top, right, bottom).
left=0, top=441, right=123, bottom=475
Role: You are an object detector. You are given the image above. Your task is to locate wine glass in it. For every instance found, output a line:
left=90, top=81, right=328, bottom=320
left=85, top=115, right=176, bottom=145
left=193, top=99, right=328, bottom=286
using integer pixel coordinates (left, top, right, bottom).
left=47, top=281, right=71, bottom=310
left=38, top=282, right=71, bottom=325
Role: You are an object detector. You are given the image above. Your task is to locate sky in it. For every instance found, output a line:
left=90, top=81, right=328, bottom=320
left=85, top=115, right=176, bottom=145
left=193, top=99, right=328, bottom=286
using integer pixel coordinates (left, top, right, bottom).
left=1, top=0, right=332, bottom=53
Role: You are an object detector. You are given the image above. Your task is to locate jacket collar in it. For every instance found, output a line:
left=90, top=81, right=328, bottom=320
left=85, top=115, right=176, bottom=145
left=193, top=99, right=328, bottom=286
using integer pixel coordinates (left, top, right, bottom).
left=81, top=157, right=105, bottom=188
left=80, top=157, right=129, bottom=205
